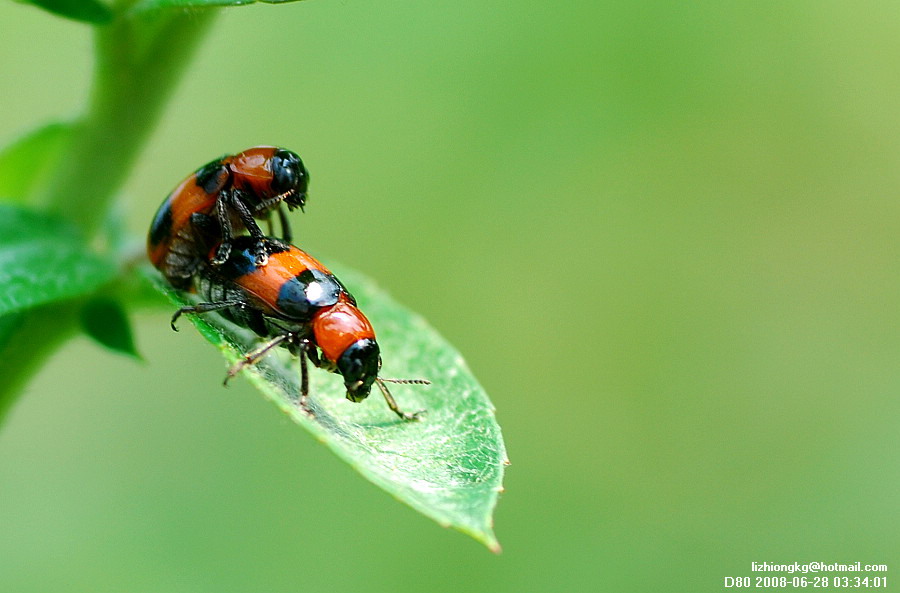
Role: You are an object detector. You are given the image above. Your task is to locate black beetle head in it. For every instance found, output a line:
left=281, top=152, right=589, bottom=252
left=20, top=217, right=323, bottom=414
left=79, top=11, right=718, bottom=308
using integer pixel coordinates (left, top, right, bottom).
left=337, top=339, right=381, bottom=402
left=270, top=149, right=309, bottom=211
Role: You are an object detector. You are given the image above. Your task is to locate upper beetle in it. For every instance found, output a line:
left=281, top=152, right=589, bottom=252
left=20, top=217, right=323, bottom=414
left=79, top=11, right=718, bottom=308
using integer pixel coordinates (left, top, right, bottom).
left=148, top=146, right=309, bottom=289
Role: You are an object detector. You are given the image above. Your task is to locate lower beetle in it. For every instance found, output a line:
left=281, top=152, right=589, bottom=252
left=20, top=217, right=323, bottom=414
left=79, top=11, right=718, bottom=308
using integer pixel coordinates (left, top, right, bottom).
left=171, top=236, right=427, bottom=420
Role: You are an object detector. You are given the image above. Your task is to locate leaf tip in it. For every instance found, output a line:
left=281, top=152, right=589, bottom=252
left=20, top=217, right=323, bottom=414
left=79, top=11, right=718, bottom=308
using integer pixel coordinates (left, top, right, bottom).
left=80, top=297, right=141, bottom=360
left=456, top=520, right=503, bottom=554
left=477, top=527, right=502, bottom=554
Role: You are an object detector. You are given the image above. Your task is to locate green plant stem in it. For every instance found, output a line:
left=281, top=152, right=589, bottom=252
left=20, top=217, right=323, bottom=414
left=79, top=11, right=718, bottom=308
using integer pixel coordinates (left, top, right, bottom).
left=39, top=8, right=218, bottom=232
left=1, top=8, right=218, bottom=426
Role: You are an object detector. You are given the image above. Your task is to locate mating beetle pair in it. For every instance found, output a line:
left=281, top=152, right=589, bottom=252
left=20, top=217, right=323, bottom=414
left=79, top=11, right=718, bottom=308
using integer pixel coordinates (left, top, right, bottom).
left=147, top=146, right=426, bottom=420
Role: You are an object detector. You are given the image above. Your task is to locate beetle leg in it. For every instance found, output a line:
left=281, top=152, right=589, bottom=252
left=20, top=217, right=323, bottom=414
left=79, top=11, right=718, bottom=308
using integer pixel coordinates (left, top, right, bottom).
left=277, top=204, right=293, bottom=243
left=229, top=189, right=269, bottom=267
left=298, top=345, right=315, bottom=416
left=211, top=198, right=235, bottom=265
left=375, top=378, right=424, bottom=421
left=305, top=346, right=322, bottom=368
left=224, top=332, right=292, bottom=385
left=170, top=299, right=245, bottom=331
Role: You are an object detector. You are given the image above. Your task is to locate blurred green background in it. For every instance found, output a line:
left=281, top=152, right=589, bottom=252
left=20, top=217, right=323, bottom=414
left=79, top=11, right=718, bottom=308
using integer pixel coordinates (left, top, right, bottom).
left=1, top=1, right=898, bottom=591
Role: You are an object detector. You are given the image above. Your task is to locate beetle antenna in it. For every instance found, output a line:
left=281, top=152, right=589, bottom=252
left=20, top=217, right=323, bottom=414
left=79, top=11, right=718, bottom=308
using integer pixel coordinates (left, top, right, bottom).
left=255, top=189, right=295, bottom=213
left=380, top=378, right=431, bottom=385
left=375, top=377, right=426, bottom=421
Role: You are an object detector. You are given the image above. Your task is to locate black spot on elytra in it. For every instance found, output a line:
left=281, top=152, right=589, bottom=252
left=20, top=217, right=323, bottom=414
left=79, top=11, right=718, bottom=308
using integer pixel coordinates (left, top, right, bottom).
left=148, top=200, right=173, bottom=247
left=195, top=157, right=229, bottom=194
left=275, top=269, right=341, bottom=321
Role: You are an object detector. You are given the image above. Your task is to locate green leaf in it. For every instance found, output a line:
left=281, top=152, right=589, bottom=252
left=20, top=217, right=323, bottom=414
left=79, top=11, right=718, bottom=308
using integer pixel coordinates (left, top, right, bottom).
left=147, top=265, right=506, bottom=551
left=80, top=297, right=141, bottom=359
left=133, top=0, right=303, bottom=12
left=0, top=122, right=72, bottom=203
left=16, top=0, right=112, bottom=24
left=0, top=205, right=117, bottom=316
left=0, top=313, right=24, bottom=350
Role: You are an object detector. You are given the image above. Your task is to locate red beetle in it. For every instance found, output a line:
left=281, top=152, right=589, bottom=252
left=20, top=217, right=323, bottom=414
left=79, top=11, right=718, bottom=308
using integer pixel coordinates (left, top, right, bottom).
left=148, top=146, right=309, bottom=289
left=171, top=236, right=427, bottom=420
